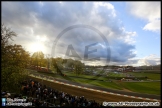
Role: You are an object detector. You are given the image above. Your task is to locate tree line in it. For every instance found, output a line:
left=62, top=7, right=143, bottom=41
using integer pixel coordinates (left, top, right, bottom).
left=29, top=51, right=85, bottom=76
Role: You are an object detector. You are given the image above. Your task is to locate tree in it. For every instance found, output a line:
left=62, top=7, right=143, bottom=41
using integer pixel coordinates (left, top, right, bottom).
left=51, top=58, right=63, bottom=75
left=74, top=60, right=85, bottom=75
left=31, top=51, right=44, bottom=68
left=64, top=59, right=75, bottom=71
left=1, top=24, right=17, bottom=47
left=1, top=24, right=30, bottom=93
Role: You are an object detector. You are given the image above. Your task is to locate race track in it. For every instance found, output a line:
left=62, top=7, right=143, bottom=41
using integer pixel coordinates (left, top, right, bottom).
left=27, top=74, right=161, bottom=104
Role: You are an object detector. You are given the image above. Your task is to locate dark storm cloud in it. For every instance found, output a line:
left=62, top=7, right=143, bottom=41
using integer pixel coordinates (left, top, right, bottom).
left=110, top=39, right=136, bottom=62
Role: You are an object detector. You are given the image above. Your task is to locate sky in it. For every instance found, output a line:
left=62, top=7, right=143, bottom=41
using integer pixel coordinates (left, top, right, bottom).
left=1, top=1, right=161, bottom=67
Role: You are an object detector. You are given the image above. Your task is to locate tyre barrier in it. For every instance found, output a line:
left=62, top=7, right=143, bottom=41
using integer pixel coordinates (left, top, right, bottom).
left=28, top=74, right=161, bottom=102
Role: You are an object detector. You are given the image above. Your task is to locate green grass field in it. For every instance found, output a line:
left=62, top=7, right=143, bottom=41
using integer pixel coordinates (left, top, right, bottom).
left=127, top=72, right=161, bottom=80
left=69, top=77, right=123, bottom=90
left=106, top=72, right=126, bottom=77
left=118, top=81, right=161, bottom=95
left=64, top=71, right=161, bottom=81
left=64, top=71, right=161, bottom=79
left=30, top=70, right=161, bottom=95
left=63, top=72, right=109, bottom=81
left=69, top=78, right=161, bottom=95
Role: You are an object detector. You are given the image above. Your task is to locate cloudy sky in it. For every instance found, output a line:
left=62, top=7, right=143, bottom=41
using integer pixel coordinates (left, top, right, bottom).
left=2, top=1, right=161, bottom=66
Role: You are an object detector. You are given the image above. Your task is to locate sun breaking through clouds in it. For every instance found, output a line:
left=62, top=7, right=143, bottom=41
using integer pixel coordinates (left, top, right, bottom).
left=2, top=1, right=160, bottom=66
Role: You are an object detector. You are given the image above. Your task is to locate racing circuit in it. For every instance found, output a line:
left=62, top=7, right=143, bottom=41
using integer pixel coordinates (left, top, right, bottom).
left=28, top=72, right=161, bottom=104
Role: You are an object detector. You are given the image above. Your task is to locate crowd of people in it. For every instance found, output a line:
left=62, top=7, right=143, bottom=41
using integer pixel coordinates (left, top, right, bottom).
left=2, top=79, right=110, bottom=107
